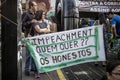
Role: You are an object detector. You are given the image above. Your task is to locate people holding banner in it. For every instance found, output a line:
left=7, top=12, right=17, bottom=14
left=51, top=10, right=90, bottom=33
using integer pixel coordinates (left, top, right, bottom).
left=94, top=13, right=107, bottom=66
left=22, top=0, right=37, bottom=76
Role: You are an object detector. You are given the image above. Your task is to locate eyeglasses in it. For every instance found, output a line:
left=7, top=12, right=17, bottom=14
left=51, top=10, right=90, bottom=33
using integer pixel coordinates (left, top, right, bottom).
left=112, top=72, right=120, bottom=76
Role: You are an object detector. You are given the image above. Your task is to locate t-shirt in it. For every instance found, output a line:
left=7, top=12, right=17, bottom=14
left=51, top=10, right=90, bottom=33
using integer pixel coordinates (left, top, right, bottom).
left=89, top=19, right=94, bottom=26
left=33, top=22, right=47, bottom=35
left=111, top=15, right=120, bottom=36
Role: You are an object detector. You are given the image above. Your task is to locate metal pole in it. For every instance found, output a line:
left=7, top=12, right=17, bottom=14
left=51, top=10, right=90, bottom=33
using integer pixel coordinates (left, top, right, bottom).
left=1, top=0, right=18, bottom=80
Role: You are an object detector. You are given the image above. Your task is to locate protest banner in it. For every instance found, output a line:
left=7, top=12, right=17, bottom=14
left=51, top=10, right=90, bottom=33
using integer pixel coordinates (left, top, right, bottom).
left=26, top=25, right=106, bottom=73
left=78, top=0, right=120, bottom=12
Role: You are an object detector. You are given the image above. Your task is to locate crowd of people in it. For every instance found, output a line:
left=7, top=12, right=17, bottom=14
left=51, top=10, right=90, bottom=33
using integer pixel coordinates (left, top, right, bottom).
left=80, top=12, right=120, bottom=55
left=79, top=12, right=120, bottom=80
left=22, top=0, right=120, bottom=79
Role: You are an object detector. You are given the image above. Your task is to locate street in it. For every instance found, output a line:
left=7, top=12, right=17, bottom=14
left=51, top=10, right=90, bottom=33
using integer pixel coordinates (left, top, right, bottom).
left=22, top=47, right=106, bottom=80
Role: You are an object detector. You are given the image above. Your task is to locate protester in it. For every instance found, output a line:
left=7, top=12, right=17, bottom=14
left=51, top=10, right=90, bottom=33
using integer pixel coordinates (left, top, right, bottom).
left=94, top=13, right=107, bottom=66
left=107, top=12, right=120, bottom=38
left=31, top=10, right=50, bottom=78
left=22, top=0, right=37, bottom=76
left=81, top=18, right=89, bottom=28
left=37, top=2, right=52, bottom=28
left=93, top=16, right=99, bottom=25
left=22, top=0, right=37, bottom=37
left=106, top=60, right=120, bottom=80
left=33, top=10, right=51, bottom=36
left=89, top=18, right=95, bottom=26
left=100, top=60, right=120, bottom=80
left=107, top=12, right=120, bottom=59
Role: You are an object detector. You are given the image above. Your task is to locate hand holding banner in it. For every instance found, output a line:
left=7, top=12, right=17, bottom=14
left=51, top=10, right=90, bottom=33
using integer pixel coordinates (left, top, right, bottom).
left=26, top=25, right=106, bottom=73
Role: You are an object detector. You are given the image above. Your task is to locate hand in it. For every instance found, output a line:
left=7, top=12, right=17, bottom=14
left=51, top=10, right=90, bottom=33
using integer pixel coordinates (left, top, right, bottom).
left=44, top=28, right=50, bottom=33
left=31, top=19, right=37, bottom=23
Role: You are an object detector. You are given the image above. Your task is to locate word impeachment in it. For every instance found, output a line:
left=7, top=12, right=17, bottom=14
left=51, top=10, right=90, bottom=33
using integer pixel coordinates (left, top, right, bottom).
left=30, top=28, right=93, bottom=45
left=36, top=37, right=89, bottom=53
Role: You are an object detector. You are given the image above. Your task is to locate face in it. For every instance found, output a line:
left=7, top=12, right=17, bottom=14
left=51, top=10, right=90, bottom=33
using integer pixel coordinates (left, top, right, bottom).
left=42, top=12, right=46, bottom=19
left=32, top=2, right=38, bottom=12
left=108, top=65, right=120, bottom=80
left=107, top=14, right=113, bottom=19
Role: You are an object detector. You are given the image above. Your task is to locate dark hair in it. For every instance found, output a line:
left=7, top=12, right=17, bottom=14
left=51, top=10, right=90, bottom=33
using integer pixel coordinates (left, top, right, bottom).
left=95, top=16, right=99, bottom=20
left=28, top=0, right=35, bottom=8
left=35, top=10, right=43, bottom=20
left=50, top=16, right=57, bottom=23
left=106, top=60, right=120, bottom=75
left=81, top=18, right=88, bottom=25
left=98, top=13, right=106, bottom=24
left=107, top=12, right=114, bottom=15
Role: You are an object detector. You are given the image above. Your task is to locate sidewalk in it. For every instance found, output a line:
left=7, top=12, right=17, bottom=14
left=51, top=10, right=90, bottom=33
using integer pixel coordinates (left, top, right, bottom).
left=21, top=46, right=106, bottom=80
left=22, top=47, right=60, bottom=80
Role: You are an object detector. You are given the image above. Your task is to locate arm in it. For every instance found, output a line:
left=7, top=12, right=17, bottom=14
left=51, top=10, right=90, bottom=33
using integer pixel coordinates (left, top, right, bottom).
left=52, top=23, right=57, bottom=32
left=22, top=12, right=31, bottom=28
left=93, top=20, right=99, bottom=25
left=46, top=24, right=51, bottom=33
left=34, top=25, right=50, bottom=33
left=22, top=12, right=37, bottom=28
left=111, top=24, right=118, bottom=37
left=111, top=19, right=119, bottom=38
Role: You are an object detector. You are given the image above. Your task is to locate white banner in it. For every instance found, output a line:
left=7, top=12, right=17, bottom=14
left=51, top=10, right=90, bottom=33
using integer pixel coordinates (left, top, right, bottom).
left=26, top=25, right=106, bottom=73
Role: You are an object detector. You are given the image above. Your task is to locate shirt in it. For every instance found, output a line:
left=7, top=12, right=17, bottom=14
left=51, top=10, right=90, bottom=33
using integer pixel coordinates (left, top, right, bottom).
left=33, top=22, right=48, bottom=35
left=111, top=15, right=120, bottom=36
left=22, top=10, right=35, bottom=37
